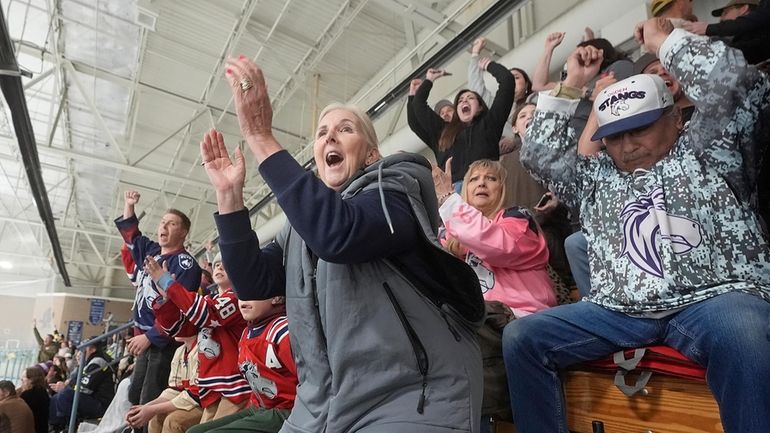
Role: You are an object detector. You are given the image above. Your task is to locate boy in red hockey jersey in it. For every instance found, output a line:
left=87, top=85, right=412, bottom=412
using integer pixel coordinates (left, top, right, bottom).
left=145, top=253, right=250, bottom=423
left=186, top=293, right=297, bottom=433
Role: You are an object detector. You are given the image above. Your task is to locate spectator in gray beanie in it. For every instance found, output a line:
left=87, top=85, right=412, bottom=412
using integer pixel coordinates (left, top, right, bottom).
left=434, top=99, right=454, bottom=122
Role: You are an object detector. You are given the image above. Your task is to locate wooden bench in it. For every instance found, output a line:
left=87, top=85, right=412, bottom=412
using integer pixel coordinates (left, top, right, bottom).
left=493, top=346, right=723, bottom=433
left=564, top=354, right=723, bottom=433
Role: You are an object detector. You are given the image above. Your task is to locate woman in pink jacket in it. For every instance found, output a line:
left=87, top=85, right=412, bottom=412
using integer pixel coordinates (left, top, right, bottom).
left=434, top=158, right=556, bottom=317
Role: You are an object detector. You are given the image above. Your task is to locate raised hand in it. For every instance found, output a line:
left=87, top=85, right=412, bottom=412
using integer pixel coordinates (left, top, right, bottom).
left=143, top=256, right=171, bottom=301
left=426, top=68, right=449, bottom=82
left=200, top=128, right=246, bottom=214
left=409, top=78, right=423, bottom=96
left=591, top=71, right=617, bottom=101
left=432, top=157, right=454, bottom=202
left=544, top=32, right=565, bottom=51
left=471, top=37, right=486, bottom=55
left=634, top=18, right=674, bottom=55
left=478, top=57, right=492, bottom=71
left=124, top=191, right=140, bottom=206
left=143, top=255, right=170, bottom=285
left=564, top=45, right=604, bottom=89
left=681, top=20, right=707, bottom=36
left=224, top=56, right=283, bottom=163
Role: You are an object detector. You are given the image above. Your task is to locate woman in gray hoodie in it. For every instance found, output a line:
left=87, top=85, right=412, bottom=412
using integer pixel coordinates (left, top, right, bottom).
left=198, top=57, right=486, bottom=433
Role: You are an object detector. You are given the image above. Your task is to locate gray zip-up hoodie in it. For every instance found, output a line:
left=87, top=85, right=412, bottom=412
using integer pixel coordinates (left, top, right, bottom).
left=217, top=151, right=485, bottom=433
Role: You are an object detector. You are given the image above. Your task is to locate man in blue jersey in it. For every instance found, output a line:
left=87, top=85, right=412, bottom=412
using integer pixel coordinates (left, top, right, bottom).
left=115, top=190, right=201, bottom=430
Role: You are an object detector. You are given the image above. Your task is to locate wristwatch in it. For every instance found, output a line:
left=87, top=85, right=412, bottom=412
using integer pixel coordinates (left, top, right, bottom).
left=550, top=82, right=583, bottom=100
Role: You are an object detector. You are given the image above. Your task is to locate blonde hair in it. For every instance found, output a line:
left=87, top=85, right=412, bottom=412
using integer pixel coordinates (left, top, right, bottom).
left=318, top=103, right=379, bottom=151
left=445, top=159, right=508, bottom=257
left=460, top=159, right=508, bottom=216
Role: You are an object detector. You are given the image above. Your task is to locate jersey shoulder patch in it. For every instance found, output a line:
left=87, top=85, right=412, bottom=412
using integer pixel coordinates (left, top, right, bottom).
left=178, top=253, right=194, bottom=270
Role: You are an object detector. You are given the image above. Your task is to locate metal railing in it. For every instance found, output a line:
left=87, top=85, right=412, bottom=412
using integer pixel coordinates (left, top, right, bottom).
left=68, top=321, right=134, bottom=433
left=0, top=347, right=38, bottom=385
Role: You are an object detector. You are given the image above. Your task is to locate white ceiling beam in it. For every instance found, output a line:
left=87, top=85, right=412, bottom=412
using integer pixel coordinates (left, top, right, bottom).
left=402, top=9, right=421, bottom=68
left=215, top=0, right=295, bottom=125
left=353, top=0, right=475, bottom=106
left=82, top=189, right=112, bottom=232
left=132, top=110, right=207, bottom=166
left=199, top=0, right=262, bottom=105
left=46, top=88, right=66, bottom=147
left=37, top=145, right=214, bottom=190
left=22, top=67, right=55, bottom=90
left=271, top=0, right=370, bottom=116
left=62, top=60, right=129, bottom=164
left=124, top=26, right=150, bottom=158
left=0, top=216, right=127, bottom=241
left=78, top=224, right=107, bottom=265
left=142, top=0, right=262, bottom=210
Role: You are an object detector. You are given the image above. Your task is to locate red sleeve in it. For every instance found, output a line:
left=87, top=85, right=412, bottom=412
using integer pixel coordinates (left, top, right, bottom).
left=276, top=333, right=296, bottom=377
left=120, top=244, right=138, bottom=286
left=167, top=284, right=243, bottom=330
left=152, top=300, right=196, bottom=338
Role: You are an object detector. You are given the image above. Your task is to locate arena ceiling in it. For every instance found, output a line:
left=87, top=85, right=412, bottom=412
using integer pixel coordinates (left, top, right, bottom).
left=0, top=0, right=533, bottom=294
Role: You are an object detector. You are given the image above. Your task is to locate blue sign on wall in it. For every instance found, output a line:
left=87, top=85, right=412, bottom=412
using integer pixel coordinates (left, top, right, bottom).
left=67, top=320, right=83, bottom=345
left=89, top=299, right=106, bottom=325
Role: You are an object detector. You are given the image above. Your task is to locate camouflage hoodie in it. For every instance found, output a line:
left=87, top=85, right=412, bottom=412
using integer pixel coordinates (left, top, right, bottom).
left=520, top=29, right=770, bottom=313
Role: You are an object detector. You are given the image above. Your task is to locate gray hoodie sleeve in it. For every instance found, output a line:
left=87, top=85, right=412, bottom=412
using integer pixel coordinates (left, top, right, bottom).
left=467, top=54, right=494, bottom=104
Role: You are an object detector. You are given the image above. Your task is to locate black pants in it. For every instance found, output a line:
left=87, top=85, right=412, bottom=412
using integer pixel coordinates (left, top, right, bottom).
left=49, top=388, right=105, bottom=425
left=127, top=342, right=177, bottom=405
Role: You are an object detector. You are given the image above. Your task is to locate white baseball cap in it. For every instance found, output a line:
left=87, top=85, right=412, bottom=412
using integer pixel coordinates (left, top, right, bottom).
left=591, top=74, right=674, bottom=141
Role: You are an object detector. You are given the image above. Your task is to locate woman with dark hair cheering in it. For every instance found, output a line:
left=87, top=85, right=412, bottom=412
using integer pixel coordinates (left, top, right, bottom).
left=409, top=55, right=514, bottom=189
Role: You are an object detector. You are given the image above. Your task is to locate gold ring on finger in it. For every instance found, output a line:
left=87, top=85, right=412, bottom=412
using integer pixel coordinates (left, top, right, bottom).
left=240, top=78, right=253, bottom=92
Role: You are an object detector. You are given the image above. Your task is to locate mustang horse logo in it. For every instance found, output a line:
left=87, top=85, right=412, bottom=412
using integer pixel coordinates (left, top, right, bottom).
left=611, top=99, right=629, bottom=116
left=618, top=187, right=703, bottom=278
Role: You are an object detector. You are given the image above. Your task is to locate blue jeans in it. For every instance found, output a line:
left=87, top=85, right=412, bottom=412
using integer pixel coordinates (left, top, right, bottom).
left=502, top=292, right=770, bottom=433
left=564, top=231, right=590, bottom=298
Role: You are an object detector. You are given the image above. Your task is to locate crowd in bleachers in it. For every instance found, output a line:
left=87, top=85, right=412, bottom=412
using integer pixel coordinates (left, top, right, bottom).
left=5, top=1, right=770, bottom=432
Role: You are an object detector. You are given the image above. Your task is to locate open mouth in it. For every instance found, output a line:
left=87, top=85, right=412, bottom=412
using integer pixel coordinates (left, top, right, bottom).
left=461, top=105, right=471, bottom=115
left=325, top=151, right=343, bottom=167
left=239, top=303, right=251, bottom=310
left=475, top=191, right=489, bottom=198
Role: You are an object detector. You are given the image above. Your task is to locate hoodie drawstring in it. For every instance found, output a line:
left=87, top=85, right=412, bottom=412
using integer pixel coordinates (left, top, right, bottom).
left=377, top=163, right=395, bottom=234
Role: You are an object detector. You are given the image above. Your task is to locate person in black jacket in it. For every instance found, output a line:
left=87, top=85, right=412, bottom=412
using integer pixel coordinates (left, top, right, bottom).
left=18, top=367, right=49, bottom=433
left=408, top=58, right=515, bottom=189
left=49, top=340, right=115, bottom=429
left=683, top=0, right=770, bottom=65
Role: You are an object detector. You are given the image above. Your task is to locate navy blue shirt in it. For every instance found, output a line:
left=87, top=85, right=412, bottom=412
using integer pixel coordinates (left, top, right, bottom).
left=216, top=150, right=450, bottom=302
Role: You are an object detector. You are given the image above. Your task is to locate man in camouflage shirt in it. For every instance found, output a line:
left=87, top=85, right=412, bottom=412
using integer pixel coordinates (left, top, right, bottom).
left=504, top=18, right=770, bottom=433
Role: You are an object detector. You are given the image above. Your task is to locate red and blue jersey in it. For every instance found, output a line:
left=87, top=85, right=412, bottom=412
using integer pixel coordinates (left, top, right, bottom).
left=115, top=214, right=201, bottom=347
left=238, top=313, right=297, bottom=410
left=154, top=281, right=249, bottom=408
